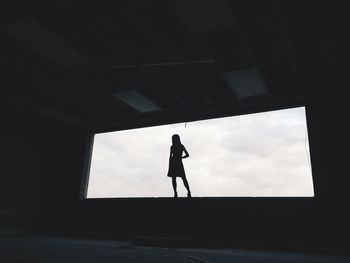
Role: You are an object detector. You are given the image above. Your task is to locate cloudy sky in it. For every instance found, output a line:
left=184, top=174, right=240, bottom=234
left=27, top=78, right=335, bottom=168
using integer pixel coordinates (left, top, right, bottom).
left=87, top=107, right=314, bottom=198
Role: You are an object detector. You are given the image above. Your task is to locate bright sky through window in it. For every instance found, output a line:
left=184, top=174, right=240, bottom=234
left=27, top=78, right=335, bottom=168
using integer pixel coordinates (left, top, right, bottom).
left=87, top=107, right=314, bottom=198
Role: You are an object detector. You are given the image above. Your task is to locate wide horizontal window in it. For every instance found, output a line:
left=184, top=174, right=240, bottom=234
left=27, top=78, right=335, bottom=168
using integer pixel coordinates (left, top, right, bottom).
left=86, top=107, right=314, bottom=198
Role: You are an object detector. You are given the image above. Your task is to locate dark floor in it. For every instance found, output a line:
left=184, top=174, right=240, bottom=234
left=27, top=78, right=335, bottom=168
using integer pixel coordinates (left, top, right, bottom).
left=0, top=235, right=349, bottom=263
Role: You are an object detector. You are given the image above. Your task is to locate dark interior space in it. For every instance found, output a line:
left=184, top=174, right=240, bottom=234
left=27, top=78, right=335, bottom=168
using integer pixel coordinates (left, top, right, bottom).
left=1, top=0, right=348, bottom=262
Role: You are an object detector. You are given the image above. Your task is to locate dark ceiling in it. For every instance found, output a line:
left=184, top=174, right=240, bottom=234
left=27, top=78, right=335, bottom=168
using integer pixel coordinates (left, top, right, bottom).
left=1, top=0, right=337, bottom=132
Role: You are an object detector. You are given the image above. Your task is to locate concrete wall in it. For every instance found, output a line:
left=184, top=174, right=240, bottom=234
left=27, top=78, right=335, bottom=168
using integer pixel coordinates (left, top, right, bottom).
left=0, top=110, right=49, bottom=229
left=0, top=109, right=85, bottom=232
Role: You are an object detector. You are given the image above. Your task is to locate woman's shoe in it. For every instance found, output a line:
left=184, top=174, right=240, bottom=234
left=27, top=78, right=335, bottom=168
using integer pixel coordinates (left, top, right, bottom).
left=187, top=192, right=191, bottom=198
left=174, top=192, right=178, bottom=198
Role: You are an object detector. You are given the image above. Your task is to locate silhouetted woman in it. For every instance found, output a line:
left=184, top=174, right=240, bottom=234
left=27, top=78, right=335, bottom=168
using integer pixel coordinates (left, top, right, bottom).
left=167, top=134, right=191, bottom=198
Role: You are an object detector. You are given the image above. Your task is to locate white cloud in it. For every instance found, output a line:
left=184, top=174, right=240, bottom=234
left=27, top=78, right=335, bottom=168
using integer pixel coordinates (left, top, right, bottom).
left=87, top=107, right=314, bottom=198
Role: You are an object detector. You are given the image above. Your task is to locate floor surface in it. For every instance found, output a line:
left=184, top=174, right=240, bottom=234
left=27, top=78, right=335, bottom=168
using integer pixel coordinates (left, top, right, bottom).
left=0, top=235, right=349, bottom=263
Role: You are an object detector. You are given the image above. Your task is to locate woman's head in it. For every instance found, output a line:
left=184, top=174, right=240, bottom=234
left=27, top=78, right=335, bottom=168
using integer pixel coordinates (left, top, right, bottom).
left=172, top=134, right=181, bottom=146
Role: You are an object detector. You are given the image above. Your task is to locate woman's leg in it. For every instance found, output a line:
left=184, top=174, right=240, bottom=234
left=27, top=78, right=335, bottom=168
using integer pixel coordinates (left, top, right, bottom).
left=182, top=177, right=191, bottom=197
left=172, top=177, right=177, bottom=197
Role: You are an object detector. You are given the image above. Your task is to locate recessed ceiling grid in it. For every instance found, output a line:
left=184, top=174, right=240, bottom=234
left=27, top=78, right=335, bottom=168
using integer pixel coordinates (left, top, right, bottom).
left=1, top=0, right=300, bottom=127
left=63, top=1, right=194, bottom=114
left=97, top=2, right=214, bottom=109
left=98, top=1, right=244, bottom=109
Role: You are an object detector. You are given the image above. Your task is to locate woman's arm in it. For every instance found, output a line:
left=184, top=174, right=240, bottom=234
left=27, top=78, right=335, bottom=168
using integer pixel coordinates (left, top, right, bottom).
left=182, top=146, right=189, bottom=159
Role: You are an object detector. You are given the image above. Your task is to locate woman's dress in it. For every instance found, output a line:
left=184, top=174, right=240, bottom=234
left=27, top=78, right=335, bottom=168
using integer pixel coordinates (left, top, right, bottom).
left=167, top=145, right=186, bottom=178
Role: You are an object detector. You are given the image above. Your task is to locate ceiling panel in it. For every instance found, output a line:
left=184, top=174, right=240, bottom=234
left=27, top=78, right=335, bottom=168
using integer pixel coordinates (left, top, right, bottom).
left=205, top=89, right=237, bottom=103
left=204, top=26, right=245, bottom=55
left=0, top=2, right=25, bottom=28
left=138, top=85, right=173, bottom=100
left=195, top=75, right=231, bottom=92
left=146, top=66, right=184, bottom=84
left=119, top=71, right=158, bottom=88
left=137, top=11, right=190, bottom=44
left=99, top=25, right=151, bottom=54
left=70, top=33, right=116, bottom=60
left=66, top=0, right=130, bottom=31
left=178, top=93, right=210, bottom=107
left=35, top=7, right=92, bottom=41
left=163, top=80, right=199, bottom=95
left=9, top=0, right=66, bottom=16
left=116, top=0, right=173, bottom=21
left=179, top=62, right=219, bottom=79
left=154, top=97, right=184, bottom=110
left=214, top=50, right=253, bottom=72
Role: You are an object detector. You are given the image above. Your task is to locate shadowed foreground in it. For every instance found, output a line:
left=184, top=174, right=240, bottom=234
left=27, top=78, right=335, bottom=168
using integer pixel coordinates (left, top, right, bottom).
left=0, top=235, right=349, bottom=263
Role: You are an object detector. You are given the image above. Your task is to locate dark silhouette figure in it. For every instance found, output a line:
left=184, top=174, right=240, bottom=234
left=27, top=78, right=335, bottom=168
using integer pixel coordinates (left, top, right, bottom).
left=167, top=134, right=191, bottom=198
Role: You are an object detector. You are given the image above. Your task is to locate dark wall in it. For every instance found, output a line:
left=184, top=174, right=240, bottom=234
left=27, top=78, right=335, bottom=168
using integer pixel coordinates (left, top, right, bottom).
left=0, top=110, right=46, bottom=229
left=0, top=108, right=85, bottom=231
left=303, top=93, right=350, bottom=247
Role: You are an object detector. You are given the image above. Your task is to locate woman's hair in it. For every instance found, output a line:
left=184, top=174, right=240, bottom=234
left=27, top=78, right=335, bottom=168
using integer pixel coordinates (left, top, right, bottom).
left=172, top=134, right=181, bottom=146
